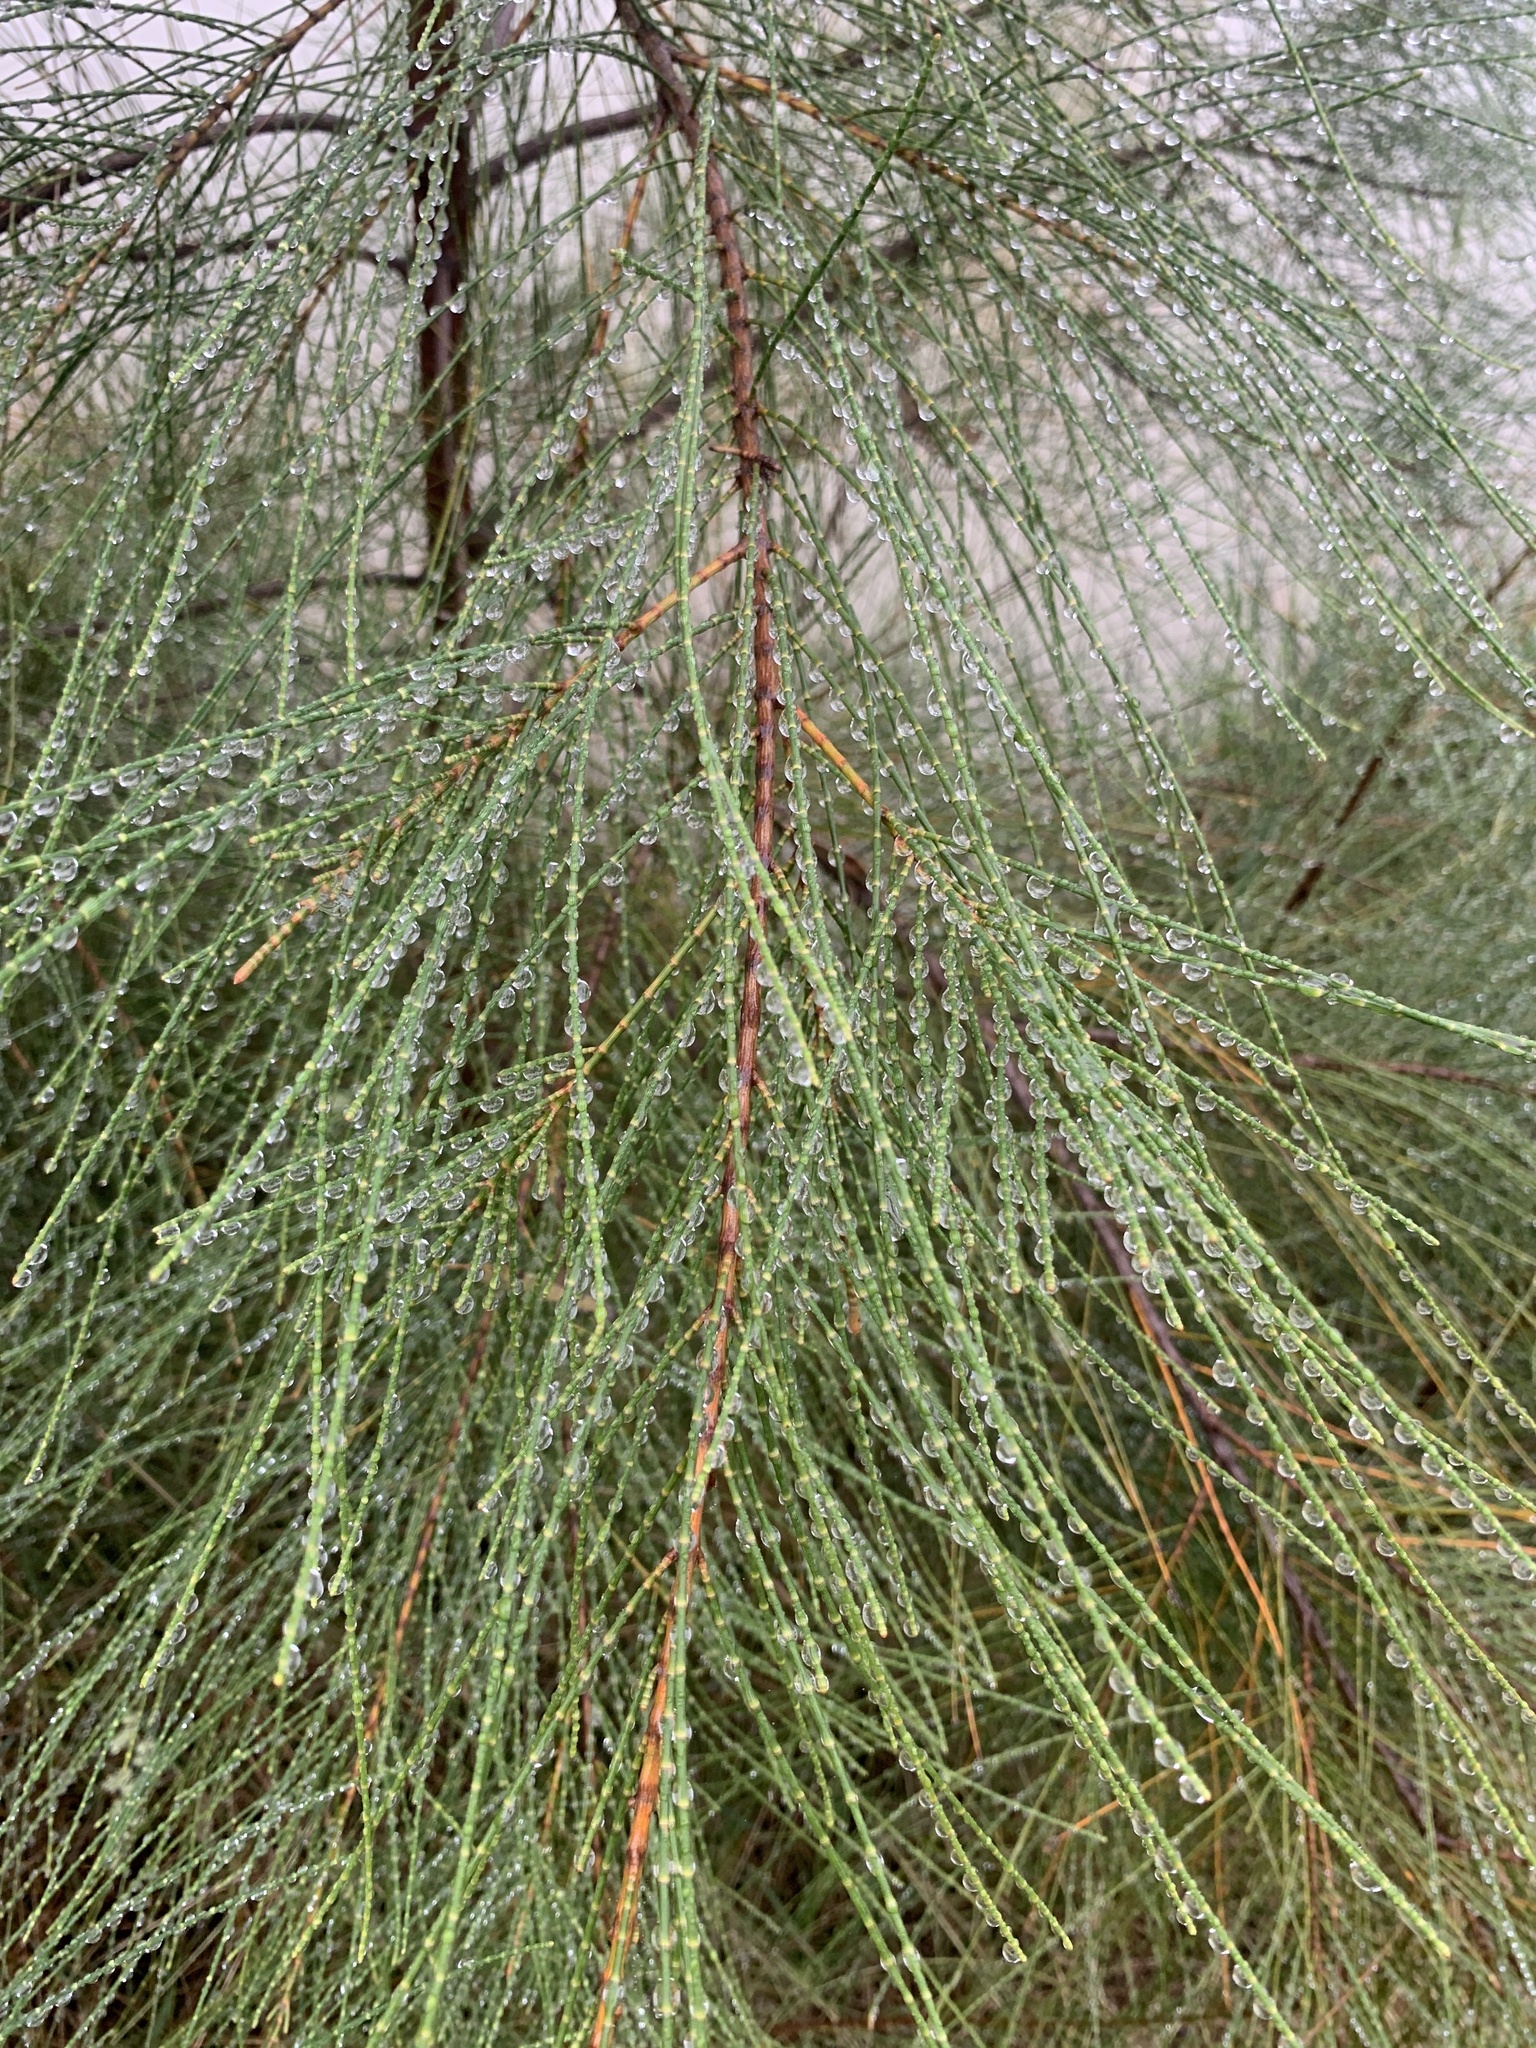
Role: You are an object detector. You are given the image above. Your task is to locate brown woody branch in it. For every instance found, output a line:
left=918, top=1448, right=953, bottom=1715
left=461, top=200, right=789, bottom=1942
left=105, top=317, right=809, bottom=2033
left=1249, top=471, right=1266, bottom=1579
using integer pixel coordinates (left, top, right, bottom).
left=25, top=0, right=354, bottom=346
left=3, top=104, right=653, bottom=242
left=0, top=109, right=348, bottom=230
left=1283, top=749, right=1387, bottom=913
left=32, top=568, right=424, bottom=644
left=1082, top=1021, right=1532, bottom=1099
left=480, top=106, right=652, bottom=189
left=230, top=541, right=745, bottom=987
left=667, top=47, right=1127, bottom=272
left=409, top=0, right=480, bottom=621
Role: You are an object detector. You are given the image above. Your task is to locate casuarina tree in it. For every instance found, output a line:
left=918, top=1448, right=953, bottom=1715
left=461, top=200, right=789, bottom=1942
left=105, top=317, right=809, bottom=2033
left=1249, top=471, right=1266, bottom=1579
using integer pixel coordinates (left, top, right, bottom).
left=4, top=1, right=1536, bottom=2041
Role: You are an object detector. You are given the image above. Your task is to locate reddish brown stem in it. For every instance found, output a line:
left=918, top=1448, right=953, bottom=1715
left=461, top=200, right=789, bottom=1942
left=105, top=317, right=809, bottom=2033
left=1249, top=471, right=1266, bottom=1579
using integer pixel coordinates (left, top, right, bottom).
left=480, top=106, right=652, bottom=190
left=971, top=1000, right=1453, bottom=1845
left=588, top=13, right=781, bottom=2043
left=574, top=107, right=665, bottom=472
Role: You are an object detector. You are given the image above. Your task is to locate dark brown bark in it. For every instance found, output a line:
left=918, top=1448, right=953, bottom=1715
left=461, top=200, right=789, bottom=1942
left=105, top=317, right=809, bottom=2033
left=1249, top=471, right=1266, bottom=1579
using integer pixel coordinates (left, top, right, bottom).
left=409, top=0, right=476, bottom=618
left=1284, top=549, right=1530, bottom=913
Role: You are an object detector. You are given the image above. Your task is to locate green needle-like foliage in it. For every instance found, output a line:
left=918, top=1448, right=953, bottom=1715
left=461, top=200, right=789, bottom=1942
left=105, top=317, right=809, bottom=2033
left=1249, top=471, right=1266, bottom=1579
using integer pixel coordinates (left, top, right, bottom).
left=4, top=1, right=1536, bottom=2041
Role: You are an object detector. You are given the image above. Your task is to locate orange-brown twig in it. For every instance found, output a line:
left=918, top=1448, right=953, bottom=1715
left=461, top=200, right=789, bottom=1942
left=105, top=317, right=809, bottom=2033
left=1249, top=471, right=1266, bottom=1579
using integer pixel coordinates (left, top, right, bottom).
left=232, top=897, right=321, bottom=987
